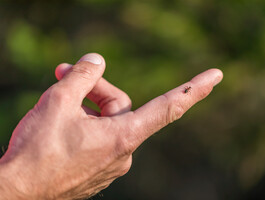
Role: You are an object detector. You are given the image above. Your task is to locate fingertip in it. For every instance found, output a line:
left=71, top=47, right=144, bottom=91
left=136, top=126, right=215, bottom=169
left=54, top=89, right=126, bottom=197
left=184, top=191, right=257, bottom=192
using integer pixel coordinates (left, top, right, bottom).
left=191, top=68, right=223, bottom=87
left=209, top=68, right=223, bottom=86
left=55, top=63, right=72, bottom=80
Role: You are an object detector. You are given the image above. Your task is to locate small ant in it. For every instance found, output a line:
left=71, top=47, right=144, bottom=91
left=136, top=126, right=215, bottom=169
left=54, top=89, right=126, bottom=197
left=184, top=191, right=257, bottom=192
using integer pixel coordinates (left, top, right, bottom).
left=184, top=86, right=192, bottom=94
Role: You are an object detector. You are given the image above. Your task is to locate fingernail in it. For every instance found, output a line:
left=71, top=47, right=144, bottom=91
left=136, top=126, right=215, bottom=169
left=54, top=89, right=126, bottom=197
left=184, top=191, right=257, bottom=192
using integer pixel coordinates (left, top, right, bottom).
left=213, top=75, right=223, bottom=86
left=78, top=54, right=102, bottom=65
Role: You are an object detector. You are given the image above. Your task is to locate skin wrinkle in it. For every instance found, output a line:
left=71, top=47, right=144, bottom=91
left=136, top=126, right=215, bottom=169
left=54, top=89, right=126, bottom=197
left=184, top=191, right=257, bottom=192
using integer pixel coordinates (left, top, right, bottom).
left=58, top=155, right=123, bottom=200
left=52, top=164, right=97, bottom=199
left=70, top=64, right=93, bottom=80
left=114, top=131, right=133, bottom=157
left=161, top=93, right=180, bottom=125
left=169, top=100, right=185, bottom=123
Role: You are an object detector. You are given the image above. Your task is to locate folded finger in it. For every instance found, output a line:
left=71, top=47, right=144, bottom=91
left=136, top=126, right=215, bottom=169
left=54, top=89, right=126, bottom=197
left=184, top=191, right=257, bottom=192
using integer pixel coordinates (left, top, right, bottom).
left=55, top=53, right=105, bottom=106
left=56, top=64, right=131, bottom=116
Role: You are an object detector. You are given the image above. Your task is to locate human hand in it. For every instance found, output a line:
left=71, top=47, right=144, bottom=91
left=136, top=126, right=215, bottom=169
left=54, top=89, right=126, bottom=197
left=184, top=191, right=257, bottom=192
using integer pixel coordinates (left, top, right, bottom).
left=0, top=53, right=223, bottom=200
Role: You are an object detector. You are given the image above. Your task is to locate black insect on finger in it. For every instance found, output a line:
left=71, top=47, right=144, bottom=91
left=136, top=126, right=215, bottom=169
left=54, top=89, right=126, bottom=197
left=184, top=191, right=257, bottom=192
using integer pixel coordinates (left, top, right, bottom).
left=184, top=86, right=192, bottom=94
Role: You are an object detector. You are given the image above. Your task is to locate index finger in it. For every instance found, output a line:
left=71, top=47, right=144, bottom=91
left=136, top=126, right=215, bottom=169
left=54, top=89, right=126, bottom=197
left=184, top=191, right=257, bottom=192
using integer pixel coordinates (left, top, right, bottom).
left=116, top=68, right=223, bottom=151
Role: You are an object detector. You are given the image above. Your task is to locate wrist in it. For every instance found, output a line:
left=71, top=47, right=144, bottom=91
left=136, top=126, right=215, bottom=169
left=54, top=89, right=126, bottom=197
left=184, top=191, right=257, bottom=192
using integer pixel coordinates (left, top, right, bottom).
left=0, top=157, right=28, bottom=200
left=0, top=175, right=18, bottom=200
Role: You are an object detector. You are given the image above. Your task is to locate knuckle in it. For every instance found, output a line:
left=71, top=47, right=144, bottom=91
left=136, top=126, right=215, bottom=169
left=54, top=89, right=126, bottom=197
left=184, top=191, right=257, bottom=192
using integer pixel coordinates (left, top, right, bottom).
left=163, top=94, right=184, bottom=124
left=119, top=157, right=132, bottom=176
left=114, top=134, right=134, bottom=157
left=122, top=92, right=132, bottom=108
left=109, top=92, right=132, bottom=114
left=43, top=86, right=69, bottom=108
left=49, top=87, right=66, bottom=102
left=72, top=62, right=94, bottom=80
left=115, top=91, right=132, bottom=111
left=167, top=102, right=184, bottom=123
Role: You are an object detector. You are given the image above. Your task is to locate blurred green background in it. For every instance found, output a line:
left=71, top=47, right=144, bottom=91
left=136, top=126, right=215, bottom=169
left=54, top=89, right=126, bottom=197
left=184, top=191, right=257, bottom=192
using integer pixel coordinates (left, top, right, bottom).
left=0, top=0, right=265, bottom=199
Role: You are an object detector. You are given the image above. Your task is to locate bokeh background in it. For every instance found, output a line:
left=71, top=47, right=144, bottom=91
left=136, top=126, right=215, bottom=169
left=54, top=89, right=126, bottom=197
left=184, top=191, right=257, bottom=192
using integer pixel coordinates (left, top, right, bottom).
left=0, top=0, right=265, bottom=199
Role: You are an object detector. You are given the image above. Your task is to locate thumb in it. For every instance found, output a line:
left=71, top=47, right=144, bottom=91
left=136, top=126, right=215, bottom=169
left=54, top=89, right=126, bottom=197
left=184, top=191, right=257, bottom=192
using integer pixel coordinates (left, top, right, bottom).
left=56, top=53, right=105, bottom=104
